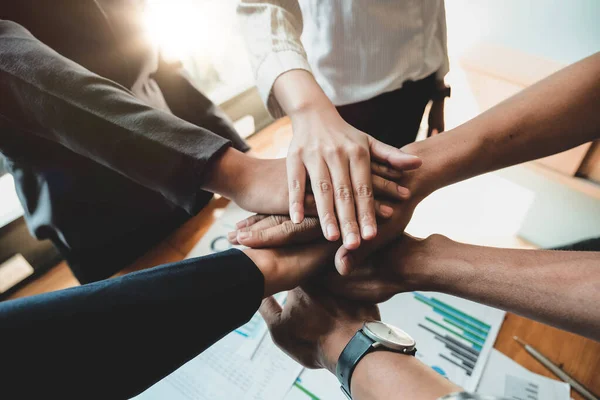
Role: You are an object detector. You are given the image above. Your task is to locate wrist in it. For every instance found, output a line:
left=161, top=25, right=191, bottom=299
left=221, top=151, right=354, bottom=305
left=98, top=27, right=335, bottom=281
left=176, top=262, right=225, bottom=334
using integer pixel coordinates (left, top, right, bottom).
left=410, top=234, right=466, bottom=293
left=401, top=127, right=480, bottom=199
left=243, top=249, right=278, bottom=298
left=319, top=320, right=365, bottom=374
left=202, top=148, right=252, bottom=199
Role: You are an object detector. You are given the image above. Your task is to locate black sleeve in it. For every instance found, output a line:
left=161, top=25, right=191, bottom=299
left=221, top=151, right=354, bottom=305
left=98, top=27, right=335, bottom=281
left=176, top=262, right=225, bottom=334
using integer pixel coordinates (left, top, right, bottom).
left=0, top=20, right=230, bottom=213
left=0, top=249, right=264, bottom=400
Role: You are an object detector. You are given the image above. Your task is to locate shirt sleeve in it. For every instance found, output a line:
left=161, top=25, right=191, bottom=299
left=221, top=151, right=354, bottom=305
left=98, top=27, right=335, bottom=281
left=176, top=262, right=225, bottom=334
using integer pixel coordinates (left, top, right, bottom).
left=435, top=2, right=450, bottom=80
left=237, top=0, right=313, bottom=118
left=0, top=249, right=264, bottom=399
left=0, top=20, right=231, bottom=213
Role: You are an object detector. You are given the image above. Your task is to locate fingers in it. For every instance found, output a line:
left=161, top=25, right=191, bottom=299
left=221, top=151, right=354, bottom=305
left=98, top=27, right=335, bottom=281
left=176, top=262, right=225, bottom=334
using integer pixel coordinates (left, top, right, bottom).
left=371, top=162, right=404, bottom=181
left=372, top=175, right=411, bottom=200
left=287, top=152, right=306, bottom=224
left=367, top=135, right=422, bottom=170
left=327, top=153, right=361, bottom=250
left=335, top=245, right=357, bottom=276
left=375, top=200, right=394, bottom=219
left=306, top=158, right=340, bottom=241
left=259, top=296, right=283, bottom=327
left=235, top=217, right=322, bottom=248
left=235, top=214, right=269, bottom=230
left=348, top=146, right=377, bottom=241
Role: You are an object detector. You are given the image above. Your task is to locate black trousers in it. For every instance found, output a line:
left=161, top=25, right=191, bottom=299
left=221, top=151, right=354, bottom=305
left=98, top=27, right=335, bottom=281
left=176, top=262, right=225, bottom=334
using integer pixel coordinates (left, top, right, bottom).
left=337, top=73, right=437, bottom=148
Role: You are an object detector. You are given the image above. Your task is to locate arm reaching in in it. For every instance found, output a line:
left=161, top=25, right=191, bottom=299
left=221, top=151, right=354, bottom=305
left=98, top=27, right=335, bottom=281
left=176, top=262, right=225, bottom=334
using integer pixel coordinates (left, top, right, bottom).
left=336, top=52, right=600, bottom=272
left=0, top=237, right=340, bottom=399
left=238, top=1, right=421, bottom=247
left=327, top=234, right=600, bottom=341
left=261, top=286, right=462, bottom=400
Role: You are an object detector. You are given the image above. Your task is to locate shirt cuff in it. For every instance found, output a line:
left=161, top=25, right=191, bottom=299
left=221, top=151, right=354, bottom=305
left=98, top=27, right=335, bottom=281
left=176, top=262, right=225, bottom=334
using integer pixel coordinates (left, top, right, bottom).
left=255, top=50, right=313, bottom=119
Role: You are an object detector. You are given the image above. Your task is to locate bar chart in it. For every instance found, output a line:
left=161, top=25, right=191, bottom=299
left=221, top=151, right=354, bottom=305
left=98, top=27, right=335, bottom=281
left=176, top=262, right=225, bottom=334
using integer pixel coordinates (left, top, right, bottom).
left=380, top=291, right=505, bottom=391
left=413, top=292, right=491, bottom=377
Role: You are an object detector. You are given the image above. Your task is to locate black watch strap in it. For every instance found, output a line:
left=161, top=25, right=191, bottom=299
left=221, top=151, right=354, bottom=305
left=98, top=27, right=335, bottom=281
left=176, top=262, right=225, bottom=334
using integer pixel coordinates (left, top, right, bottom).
left=336, top=330, right=374, bottom=399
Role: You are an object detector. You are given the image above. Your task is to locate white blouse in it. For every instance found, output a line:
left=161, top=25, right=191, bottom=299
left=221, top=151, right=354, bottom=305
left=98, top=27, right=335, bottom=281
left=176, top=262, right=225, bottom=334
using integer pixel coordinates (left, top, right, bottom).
left=237, top=0, right=449, bottom=117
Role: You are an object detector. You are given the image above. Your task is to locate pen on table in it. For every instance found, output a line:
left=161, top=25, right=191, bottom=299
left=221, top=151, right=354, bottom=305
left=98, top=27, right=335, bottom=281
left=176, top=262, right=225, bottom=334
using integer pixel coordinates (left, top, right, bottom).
left=513, top=336, right=599, bottom=400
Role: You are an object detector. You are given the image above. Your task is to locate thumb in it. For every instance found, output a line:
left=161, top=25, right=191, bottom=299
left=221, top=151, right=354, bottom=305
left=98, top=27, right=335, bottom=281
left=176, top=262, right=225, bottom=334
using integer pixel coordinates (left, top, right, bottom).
left=259, top=296, right=283, bottom=328
left=367, top=135, right=422, bottom=170
left=334, top=243, right=372, bottom=275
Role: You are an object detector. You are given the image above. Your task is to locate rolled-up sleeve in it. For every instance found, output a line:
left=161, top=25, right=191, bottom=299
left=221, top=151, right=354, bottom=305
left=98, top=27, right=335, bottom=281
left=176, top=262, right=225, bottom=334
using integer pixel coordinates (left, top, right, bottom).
left=237, top=0, right=312, bottom=118
left=0, top=20, right=231, bottom=213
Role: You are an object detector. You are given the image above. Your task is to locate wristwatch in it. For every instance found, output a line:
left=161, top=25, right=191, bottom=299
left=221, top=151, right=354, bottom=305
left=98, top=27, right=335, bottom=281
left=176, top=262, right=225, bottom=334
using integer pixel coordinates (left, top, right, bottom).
left=336, top=321, right=417, bottom=399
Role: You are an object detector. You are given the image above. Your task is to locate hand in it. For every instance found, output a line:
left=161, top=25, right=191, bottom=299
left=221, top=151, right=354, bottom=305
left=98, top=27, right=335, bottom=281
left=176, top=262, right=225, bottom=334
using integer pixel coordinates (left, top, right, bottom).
left=427, top=99, right=445, bottom=137
left=325, top=234, right=441, bottom=303
left=228, top=197, right=395, bottom=248
left=287, top=101, right=421, bottom=249
left=242, top=238, right=340, bottom=297
left=260, top=286, right=380, bottom=372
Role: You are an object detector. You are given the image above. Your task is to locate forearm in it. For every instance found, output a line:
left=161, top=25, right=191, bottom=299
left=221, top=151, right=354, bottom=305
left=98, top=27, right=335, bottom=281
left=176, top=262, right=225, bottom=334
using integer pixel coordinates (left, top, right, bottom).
left=404, top=52, right=600, bottom=199
left=1, top=250, right=264, bottom=399
left=320, top=322, right=460, bottom=400
left=238, top=0, right=311, bottom=118
left=351, top=352, right=460, bottom=400
left=273, top=69, right=336, bottom=117
left=420, top=236, right=600, bottom=340
left=0, top=20, right=230, bottom=211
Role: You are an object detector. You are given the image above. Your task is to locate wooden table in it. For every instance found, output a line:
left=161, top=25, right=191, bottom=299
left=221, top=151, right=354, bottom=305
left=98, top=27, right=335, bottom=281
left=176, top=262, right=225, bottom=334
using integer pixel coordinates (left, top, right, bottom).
left=8, top=118, right=600, bottom=399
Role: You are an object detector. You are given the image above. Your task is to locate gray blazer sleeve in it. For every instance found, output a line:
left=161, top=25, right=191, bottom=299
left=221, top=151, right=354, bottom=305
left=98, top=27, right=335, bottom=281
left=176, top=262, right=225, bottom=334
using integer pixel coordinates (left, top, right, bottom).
left=0, top=20, right=231, bottom=212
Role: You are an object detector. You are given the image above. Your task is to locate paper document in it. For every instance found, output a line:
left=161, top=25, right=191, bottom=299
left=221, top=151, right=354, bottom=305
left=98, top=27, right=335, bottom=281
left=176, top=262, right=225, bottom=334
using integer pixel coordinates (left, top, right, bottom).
left=380, top=292, right=505, bottom=392
left=134, top=332, right=302, bottom=400
left=476, top=349, right=570, bottom=399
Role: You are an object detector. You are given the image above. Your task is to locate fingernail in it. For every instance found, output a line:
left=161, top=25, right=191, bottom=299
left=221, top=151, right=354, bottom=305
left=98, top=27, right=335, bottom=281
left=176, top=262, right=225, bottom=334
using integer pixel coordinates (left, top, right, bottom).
left=344, top=233, right=359, bottom=248
left=397, top=186, right=410, bottom=196
left=362, top=225, right=376, bottom=239
left=327, top=224, right=339, bottom=240
left=292, top=212, right=302, bottom=224
left=380, top=205, right=394, bottom=217
left=227, top=231, right=237, bottom=241
left=237, top=231, right=251, bottom=241
left=236, top=220, right=247, bottom=229
left=340, top=255, right=352, bottom=275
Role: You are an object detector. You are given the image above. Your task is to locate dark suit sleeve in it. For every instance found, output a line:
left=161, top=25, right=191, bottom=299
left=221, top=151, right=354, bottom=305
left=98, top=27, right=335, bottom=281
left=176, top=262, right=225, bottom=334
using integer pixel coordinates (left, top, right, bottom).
left=0, top=20, right=230, bottom=213
left=152, top=57, right=251, bottom=153
left=0, top=249, right=264, bottom=399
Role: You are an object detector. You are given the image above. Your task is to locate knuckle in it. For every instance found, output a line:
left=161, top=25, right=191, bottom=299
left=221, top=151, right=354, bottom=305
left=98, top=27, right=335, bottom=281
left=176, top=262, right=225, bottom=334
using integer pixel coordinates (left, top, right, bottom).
left=289, top=179, right=302, bottom=192
left=315, top=180, right=332, bottom=195
left=354, top=183, right=373, bottom=198
left=342, top=220, right=359, bottom=233
left=324, top=145, right=344, bottom=159
left=348, top=144, right=368, bottom=159
left=360, top=211, right=374, bottom=225
left=335, top=185, right=353, bottom=201
left=288, top=148, right=303, bottom=159
left=256, top=230, right=269, bottom=242
left=281, top=220, right=296, bottom=235
left=321, top=212, right=335, bottom=224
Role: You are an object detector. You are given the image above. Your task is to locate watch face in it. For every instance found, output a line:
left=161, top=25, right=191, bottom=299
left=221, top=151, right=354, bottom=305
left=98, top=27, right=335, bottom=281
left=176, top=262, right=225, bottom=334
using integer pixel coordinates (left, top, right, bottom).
left=363, top=321, right=415, bottom=349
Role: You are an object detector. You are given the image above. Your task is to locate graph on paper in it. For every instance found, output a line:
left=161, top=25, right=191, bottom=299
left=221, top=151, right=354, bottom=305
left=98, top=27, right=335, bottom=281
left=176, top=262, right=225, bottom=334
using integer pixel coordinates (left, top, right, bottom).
left=379, top=292, right=505, bottom=391
left=413, top=292, right=491, bottom=377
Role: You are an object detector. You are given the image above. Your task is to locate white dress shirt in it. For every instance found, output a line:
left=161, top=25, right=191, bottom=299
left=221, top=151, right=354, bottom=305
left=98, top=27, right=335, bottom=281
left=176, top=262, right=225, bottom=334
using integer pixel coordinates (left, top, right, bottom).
left=237, top=0, right=449, bottom=118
